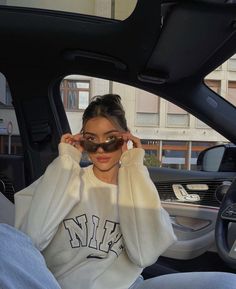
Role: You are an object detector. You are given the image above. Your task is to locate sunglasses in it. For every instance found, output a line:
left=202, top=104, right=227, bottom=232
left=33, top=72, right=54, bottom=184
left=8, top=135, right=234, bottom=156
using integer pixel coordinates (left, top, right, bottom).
left=80, top=137, right=124, bottom=153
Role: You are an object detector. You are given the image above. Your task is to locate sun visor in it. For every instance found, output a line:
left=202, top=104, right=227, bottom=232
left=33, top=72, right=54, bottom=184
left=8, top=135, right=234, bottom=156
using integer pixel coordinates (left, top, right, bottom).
left=139, top=2, right=236, bottom=84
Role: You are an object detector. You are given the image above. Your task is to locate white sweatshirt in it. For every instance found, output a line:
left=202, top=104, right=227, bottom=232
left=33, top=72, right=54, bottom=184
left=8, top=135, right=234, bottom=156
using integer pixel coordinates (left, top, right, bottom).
left=14, top=143, right=176, bottom=289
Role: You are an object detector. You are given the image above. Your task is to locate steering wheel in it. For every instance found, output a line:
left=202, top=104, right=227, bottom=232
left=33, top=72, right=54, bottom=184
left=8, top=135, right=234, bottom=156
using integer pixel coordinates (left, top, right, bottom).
left=215, top=178, right=236, bottom=269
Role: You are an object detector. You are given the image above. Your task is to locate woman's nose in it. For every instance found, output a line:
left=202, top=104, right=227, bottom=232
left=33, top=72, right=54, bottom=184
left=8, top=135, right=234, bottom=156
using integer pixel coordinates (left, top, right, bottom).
left=96, top=145, right=105, bottom=153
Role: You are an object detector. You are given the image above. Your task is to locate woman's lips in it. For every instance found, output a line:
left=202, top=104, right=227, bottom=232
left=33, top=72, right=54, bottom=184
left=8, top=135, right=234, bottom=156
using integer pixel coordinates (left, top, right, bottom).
left=96, top=157, right=110, bottom=163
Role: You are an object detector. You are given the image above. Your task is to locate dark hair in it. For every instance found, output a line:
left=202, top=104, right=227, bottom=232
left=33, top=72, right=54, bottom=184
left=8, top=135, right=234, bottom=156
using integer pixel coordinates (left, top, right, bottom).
left=82, top=94, right=129, bottom=132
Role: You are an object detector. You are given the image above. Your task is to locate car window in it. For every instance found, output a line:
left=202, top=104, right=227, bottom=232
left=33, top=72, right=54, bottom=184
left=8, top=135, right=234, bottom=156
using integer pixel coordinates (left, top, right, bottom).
left=204, top=54, right=236, bottom=108
left=2, top=0, right=137, bottom=20
left=0, top=72, right=22, bottom=155
left=61, top=74, right=229, bottom=170
left=0, top=69, right=229, bottom=167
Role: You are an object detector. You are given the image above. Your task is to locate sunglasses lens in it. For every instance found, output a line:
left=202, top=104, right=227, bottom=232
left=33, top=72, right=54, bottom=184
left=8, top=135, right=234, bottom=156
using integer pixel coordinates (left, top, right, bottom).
left=102, top=138, right=124, bottom=152
left=81, top=137, right=124, bottom=153
left=80, top=140, right=99, bottom=153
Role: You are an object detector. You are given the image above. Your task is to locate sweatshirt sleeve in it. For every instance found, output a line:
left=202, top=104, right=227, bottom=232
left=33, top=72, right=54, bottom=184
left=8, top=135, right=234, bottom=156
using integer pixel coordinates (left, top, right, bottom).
left=14, top=143, right=82, bottom=251
left=118, top=148, right=177, bottom=268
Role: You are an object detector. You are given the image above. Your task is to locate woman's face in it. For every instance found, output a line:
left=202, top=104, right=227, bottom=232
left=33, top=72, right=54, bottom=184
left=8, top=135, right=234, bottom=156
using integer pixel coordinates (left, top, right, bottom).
left=83, top=116, right=123, bottom=173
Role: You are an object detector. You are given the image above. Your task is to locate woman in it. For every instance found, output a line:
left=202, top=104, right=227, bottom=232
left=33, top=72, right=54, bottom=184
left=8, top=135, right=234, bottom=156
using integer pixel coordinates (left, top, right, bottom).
left=14, top=94, right=176, bottom=289
left=10, top=94, right=236, bottom=289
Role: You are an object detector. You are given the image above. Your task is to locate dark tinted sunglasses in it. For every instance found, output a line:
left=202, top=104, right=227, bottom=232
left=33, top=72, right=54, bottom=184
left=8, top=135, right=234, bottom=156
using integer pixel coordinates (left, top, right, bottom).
left=80, top=137, right=124, bottom=153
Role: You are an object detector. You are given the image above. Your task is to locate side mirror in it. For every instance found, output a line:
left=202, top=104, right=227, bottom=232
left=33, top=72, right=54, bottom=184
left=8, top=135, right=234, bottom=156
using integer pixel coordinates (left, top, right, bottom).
left=197, top=144, right=236, bottom=172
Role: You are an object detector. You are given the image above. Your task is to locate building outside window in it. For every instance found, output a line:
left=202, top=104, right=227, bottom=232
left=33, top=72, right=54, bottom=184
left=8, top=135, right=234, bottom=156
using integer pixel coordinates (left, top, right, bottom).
left=0, top=72, right=22, bottom=154
left=162, top=141, right=188, bottom=169
left=60, top=79, right=90, bottom=111
left=166, top=102, right=189, bottom=127
left=228, top=54, right=236, bottom=72
left=227, top=81, right=236, bottom=107
left=0, top=135, right=23, bottom=155
left=142, top=140, right=217, bottom=170
left=135, top=89, right=159, bottom=126
left=0, top=73, right=12, bottom=107
left=205, top=79, right=221, bottom=94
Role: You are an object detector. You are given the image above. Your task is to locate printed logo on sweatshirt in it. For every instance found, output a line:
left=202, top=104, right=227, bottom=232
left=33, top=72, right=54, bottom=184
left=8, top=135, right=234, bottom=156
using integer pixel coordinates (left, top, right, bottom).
left=63, top=214, right=124, bottom=258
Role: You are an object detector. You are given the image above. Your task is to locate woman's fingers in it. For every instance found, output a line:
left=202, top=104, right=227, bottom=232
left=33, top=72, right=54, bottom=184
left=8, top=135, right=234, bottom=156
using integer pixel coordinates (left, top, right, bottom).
left=60, top=133, right=73, bottom=144
left=60, top=133, right=84, bottom=152
left=121, top=132, right=142, bottom=150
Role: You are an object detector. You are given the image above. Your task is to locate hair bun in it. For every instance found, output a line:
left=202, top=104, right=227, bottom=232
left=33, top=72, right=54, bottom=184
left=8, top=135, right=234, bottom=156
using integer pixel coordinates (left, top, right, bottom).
left=82, top=93, right=129, bottom=132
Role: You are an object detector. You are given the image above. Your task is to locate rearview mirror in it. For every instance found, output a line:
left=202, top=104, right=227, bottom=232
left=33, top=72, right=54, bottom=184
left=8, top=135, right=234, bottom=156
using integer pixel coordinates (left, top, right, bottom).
left=197, top=144, right=236, bottom=172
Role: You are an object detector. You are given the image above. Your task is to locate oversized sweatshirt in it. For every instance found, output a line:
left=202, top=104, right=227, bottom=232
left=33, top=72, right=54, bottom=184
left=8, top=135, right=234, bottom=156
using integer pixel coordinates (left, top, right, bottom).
left=14, top=143, right=176, bottom=289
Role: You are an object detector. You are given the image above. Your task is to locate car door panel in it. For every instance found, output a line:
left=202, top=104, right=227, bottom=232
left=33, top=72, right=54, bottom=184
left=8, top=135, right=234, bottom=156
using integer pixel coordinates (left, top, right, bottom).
left=148, top=167, right=236, bottom=259
left=162, top=202, right=218, bottom=259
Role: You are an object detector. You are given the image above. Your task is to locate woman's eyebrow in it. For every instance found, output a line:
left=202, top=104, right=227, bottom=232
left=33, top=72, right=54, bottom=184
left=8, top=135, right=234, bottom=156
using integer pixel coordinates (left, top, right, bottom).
left=104, top=130, right=119, bottom=135
left=83, top=132, right=96, bottom=136
left=83, top=130, right=119, bottom=136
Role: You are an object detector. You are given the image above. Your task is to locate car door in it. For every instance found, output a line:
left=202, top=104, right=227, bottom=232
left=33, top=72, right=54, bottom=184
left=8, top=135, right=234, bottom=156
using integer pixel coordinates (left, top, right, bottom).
left=149, top=167, right=236, bottom=260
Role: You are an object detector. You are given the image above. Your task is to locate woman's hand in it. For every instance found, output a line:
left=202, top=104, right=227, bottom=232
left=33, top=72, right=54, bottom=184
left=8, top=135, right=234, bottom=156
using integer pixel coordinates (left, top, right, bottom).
left=121, top=132, right=142, bottom=152
left=60, top=133, right=84, bottom=153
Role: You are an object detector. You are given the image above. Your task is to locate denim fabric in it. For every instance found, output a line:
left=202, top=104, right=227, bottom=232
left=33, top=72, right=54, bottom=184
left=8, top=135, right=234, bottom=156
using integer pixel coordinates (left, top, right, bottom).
left=132, top=272, right=236, bottom=289
left=1, top=224, right=236, bottom=289
left=0, top=224, right=61, bottom=289
left=129, top=275, right=144, bottom=289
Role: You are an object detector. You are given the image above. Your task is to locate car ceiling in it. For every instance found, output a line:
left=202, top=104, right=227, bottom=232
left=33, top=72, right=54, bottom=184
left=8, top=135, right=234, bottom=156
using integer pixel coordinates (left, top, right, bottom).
left=0, top=0, right=236, bottom=142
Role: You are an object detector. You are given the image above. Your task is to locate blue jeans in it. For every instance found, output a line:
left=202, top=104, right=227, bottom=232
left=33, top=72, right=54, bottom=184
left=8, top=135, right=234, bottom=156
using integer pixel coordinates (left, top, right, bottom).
left=0, top=224, right=60, bottom=289
left=131, top=272, right=236, bottom=289
left=1, top=224, right=236, bottom=289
